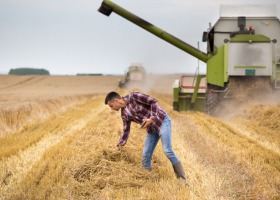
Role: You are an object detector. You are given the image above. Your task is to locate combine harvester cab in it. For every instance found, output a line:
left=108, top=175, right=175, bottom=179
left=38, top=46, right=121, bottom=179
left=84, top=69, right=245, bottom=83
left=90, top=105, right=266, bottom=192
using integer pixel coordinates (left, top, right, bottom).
left=203, top=5, right=280, bottom=114
left=98, top=1, right=280, bottom=114
left=119, top=63, right=146, bottom=88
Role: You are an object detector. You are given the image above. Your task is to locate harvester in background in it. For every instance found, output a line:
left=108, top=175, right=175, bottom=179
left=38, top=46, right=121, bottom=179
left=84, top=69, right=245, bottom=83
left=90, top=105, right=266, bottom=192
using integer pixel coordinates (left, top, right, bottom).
left=118, top=63, right=146, bottom=88
left=98, top=1, right=280, bottom=114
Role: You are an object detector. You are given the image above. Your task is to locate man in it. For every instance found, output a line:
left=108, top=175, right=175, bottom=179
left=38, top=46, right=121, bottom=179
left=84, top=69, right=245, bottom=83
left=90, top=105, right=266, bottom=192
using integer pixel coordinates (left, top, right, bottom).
left=105, top=91, right=187, bottom=184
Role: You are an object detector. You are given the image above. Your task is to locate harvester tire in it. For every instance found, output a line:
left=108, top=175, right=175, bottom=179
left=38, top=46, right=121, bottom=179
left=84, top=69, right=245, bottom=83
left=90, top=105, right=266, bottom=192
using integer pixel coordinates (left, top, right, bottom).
left=173, top=102, right=179, bottom=111
left=206, top=87, right=219, bottom=115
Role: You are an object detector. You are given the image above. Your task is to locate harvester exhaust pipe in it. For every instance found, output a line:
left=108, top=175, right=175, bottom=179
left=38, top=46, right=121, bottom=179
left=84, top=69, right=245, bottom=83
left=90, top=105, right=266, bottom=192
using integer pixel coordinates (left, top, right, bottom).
left=98, top=0, right=208, bottom=63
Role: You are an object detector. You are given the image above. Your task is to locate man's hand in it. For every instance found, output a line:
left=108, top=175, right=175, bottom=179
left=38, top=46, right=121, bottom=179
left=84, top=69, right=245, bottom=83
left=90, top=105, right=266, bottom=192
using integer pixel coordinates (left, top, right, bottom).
left=117, top=139, right=127, bottom=147
left=111, top=146, right=123, bottom=152
left=140, top=119, right=153, bottom=129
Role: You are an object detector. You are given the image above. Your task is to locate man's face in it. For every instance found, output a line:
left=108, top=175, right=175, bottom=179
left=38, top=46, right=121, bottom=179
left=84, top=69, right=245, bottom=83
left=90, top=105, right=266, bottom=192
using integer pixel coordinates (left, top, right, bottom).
left=107, top=99, right=121, bottom=111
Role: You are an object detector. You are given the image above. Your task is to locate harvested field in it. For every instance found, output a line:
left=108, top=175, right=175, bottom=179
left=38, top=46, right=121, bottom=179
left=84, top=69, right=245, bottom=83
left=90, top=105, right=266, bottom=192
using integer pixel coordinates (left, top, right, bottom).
left=0, top=75, right=279, bottom=200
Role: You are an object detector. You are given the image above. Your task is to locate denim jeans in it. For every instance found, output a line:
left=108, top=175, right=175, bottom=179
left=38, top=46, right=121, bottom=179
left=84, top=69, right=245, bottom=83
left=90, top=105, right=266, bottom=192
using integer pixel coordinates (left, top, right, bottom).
left=142, top=115, right=180, bottom=170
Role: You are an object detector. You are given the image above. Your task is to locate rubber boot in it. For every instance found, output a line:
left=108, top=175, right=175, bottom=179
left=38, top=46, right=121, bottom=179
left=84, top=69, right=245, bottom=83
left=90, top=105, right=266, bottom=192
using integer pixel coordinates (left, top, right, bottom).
left=172, top=161, right=187, bottom=186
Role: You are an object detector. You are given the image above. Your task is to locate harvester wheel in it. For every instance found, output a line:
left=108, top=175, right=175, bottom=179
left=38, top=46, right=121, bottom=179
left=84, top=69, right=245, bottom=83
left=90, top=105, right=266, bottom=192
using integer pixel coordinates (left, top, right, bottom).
left=206, top=87, right=219, bottom=115
left=173, top=102, right=179, bottom=111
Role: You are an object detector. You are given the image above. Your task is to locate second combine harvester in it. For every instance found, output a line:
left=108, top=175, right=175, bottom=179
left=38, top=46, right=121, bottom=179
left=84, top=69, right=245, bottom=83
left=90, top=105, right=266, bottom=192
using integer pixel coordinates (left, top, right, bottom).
left=98, top=1, right=280, bottom=114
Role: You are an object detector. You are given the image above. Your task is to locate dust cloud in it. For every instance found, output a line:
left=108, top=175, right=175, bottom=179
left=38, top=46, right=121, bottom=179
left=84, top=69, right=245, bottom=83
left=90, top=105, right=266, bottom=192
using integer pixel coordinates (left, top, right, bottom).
left=123, top=73, right=182, bottom=95
left=214, top=77, right=280, bottom=120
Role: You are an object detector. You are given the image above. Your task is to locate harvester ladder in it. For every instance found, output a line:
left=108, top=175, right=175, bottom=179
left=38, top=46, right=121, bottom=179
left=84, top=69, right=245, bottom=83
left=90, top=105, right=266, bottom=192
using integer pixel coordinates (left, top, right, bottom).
left=275, top=45, right=280, bottom=88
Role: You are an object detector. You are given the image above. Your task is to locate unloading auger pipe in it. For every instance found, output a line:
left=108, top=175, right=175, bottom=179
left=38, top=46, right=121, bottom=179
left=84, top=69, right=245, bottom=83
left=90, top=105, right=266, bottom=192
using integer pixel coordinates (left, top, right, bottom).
left=98, top=0, right=208, bottom=63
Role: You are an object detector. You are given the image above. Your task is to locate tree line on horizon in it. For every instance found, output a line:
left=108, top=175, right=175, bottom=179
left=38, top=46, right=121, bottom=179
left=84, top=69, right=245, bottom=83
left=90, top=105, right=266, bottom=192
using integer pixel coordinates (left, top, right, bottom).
left=8, top=68, right=50, bottom=75
left=8, top=68, right=106, bottom=76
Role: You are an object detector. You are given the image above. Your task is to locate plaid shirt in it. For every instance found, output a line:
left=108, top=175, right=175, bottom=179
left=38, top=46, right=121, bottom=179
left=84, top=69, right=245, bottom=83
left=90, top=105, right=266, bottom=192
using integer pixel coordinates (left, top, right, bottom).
left=117, top=92, right=167, bottom=146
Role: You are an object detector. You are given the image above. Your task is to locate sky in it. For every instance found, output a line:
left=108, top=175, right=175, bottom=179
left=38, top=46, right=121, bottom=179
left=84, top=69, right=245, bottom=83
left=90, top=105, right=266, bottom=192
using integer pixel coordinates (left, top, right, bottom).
left=0, top=0, right=279, bottom=75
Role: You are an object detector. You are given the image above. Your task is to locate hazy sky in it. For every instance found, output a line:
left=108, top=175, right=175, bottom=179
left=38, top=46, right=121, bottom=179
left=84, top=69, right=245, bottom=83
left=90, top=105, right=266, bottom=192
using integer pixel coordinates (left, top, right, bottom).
left=0, top=0, right=279, bottom=75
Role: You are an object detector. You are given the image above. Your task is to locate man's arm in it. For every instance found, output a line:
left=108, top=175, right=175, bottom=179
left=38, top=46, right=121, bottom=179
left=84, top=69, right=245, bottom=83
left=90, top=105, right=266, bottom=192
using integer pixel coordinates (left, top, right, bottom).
left=133, top=92, right=159, bottom=123
left=117, top=117, right=131, bottom=146
left=132, top=92, right=157, bottom=106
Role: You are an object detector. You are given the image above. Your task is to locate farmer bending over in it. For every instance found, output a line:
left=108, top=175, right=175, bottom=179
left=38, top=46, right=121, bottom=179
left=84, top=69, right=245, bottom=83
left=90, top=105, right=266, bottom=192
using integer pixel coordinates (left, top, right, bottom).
left=105, top=91, right=187, bottom=185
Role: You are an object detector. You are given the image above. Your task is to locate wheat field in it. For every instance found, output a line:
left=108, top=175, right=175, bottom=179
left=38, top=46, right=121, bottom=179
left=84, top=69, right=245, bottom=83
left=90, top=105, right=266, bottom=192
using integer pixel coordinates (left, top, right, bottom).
left=0, top=75, right=279, bottom=200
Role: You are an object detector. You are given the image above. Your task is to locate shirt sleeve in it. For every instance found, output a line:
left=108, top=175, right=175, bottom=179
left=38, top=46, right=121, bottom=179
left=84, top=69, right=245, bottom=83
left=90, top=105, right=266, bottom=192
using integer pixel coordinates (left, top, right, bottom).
left=133, top=92, right=159, bottom=122
left=150, top=102, right=159, bottom=123
left=117, top=116, right=131, bottom=146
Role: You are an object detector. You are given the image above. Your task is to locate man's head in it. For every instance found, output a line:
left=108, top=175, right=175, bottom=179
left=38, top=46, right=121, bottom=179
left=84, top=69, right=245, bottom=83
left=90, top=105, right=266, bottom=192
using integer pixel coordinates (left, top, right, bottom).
left=105, top=91, right=125, bottom=111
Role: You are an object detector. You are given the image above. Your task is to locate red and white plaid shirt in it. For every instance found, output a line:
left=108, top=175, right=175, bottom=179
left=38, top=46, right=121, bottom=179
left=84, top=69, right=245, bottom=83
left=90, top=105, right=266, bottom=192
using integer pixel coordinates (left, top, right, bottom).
left=117, top=92, right=167, bottom=146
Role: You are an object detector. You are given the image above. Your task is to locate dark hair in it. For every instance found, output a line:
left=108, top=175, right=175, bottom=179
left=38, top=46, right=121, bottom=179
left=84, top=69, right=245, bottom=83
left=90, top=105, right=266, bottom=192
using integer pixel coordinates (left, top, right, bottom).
left=105, top=91, right=121, bottom=105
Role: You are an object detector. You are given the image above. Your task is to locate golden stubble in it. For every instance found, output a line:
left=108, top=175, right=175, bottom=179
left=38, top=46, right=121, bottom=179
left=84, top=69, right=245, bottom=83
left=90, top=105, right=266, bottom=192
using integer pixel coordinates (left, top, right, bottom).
left=0, top=75, right=279, bottom=200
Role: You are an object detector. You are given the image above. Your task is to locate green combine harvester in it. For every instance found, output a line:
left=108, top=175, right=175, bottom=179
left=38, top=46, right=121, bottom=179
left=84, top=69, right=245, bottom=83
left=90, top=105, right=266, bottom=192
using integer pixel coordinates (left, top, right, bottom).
left=98, top=0, right=280, bottom=114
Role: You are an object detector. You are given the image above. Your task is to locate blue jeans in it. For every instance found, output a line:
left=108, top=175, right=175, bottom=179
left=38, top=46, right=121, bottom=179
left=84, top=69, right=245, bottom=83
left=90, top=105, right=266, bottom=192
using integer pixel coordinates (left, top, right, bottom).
left=142, top=115, right=180, bottom=170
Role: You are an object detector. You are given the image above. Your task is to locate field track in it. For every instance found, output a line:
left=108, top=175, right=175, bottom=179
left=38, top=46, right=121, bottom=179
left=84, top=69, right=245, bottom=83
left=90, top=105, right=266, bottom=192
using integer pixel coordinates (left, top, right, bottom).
left=0, top=75, right=279, bottom=199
